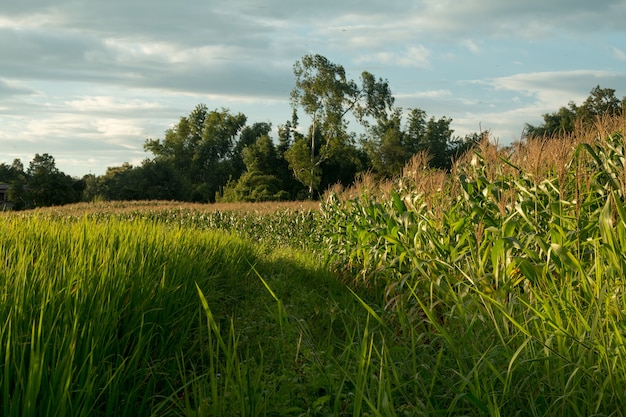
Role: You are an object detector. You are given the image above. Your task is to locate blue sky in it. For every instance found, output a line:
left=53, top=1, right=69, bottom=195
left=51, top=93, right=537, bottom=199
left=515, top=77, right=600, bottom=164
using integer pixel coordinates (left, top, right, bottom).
left=1, top=0, right=625, bottom=177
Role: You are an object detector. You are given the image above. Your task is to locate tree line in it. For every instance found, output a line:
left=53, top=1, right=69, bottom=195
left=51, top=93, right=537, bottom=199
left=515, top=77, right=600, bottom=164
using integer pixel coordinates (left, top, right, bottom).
left=524, top=85, right=626, bottom=137
left=1, top=54, right=624, bottom=210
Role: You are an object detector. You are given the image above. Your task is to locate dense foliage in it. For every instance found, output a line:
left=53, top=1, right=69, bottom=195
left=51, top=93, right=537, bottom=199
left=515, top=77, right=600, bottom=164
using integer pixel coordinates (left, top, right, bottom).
left=2, top=113, right=626, bottom=415
left=0, top=154, right=84, bottom=210
left=3, top=58, right=623, bottom=209
left=525, top=85, right=625, bottom=138
left=1, top=54, right=484, bottom=208
left=319, top=114, right=626, bottom=415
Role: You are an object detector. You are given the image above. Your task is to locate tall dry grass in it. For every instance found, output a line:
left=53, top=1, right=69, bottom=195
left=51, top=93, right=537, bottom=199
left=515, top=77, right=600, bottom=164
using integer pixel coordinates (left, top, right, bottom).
left=16, top=199, right=320, bottom=217
left=327, top=111, right=626, bottom=216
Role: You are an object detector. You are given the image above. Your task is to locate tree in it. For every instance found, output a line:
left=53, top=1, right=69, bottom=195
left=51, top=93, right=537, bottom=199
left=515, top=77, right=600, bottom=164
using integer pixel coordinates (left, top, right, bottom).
left=145, top=105, right=247, bottom=202
left=362, top=107, right=468, bottom=176
left=287, top=55, right=353, bottom=198
left=319, top=137, right=369, bottom=192
left=219, top=135, right=289, bottom=202
left=242, top=135, right=279, bottom=175
left=287, top=54, right=394, bottom=198
left=524, top=102, right=578, bottom=138
left=275, top=112, right=308, bottom=199
left=525, top=86, right=624, bottom=138
left=93, top=163, right=137, bottom=201
left=404, top=109, right=428, bottom=156
left=0, top=159, right=25, bottom=183
left=219, top=171, right=287, bottom=202
left=284, top=138, right=320, bottom=197
left=22, top=153, right=81, bottom=208
left=362, top=109, right=405, bottom=177
left=231, top=122, right=272, bottom=177
left=578, top=86, right=623, bottom=124
left=423, top=116, right=454, bottom=170
left=134, top=159, right=188, bottom=201
left=0, top=159, right=27, bottom=209
left=82, top=173, right=102, bottom=202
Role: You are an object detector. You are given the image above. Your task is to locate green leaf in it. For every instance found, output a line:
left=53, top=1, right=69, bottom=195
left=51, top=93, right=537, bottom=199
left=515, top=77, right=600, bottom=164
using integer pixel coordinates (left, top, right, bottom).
left=599, top=195, right=615, bottom=251
left=550, top=243, right=584, bottom=276
left=390, top=189, right=407, bottom=213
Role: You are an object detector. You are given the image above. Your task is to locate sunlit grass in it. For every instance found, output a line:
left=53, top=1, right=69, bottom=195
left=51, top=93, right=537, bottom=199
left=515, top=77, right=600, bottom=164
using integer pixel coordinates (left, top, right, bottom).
left=320, top=112, right=626, bottom=415
left=23, top=199, right=320, bottom=217
left=0, top=216, right=266, bottom=415
left=2, top=112, right=626, bottom=415
left=4, top=199, right=323, bottom=251
left=0, top=215, right=371, bottom=416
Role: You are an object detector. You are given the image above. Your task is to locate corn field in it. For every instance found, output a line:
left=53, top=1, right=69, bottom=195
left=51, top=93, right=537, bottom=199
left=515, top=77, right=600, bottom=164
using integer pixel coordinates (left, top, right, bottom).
left=319, top=114, right=626, bottom=415
left=1, top=114, right=626, bottom=415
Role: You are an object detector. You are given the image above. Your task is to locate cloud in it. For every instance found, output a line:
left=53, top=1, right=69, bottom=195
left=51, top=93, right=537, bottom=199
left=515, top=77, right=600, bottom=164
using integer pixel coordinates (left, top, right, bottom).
left=355, top=46, right=431, bottom=69
left=93, top=119, right=145, bottom=143
left=0, top=79, right=37, bottom=97
left=462, top=39, right=480, bottom=54
left=613, top=47, right=626, bottom=61
left=65, top=96, right=163, bottom=113
left=0, top=9, right=66, bottom=29
left=458, top=69, right=626, bottom=138
left=482, top=70, right=626, bottom=108
left=397, top=89, right=452, bottom=99
left=0, top=0, right=625, bottom=177
left=409, top=0, right=626, bottom=39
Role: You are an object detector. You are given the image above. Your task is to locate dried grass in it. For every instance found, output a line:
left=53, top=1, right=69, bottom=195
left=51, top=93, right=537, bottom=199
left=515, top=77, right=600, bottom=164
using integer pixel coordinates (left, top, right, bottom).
left=324, top=112, right=626, bottom=228
left=17, top=199, right=321, bottom=217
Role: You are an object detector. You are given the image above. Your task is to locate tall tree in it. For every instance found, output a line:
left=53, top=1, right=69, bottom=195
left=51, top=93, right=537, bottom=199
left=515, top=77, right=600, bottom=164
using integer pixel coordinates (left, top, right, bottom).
left=362, top=109, right=406, bottom=177
left=144, top=105, right=247, bottom=202
left=276, top=111, right=307, bottom=199
left=242, top=135, right=280, bottom=175
left=231, top=122, right=272, bottom=177
left=423, top=116, right=454, bottom=170
left=287, top=55, right=353, bottom=198
left=362, top=107, right=466, bottom=176
left=578, top=86, right=623, bottom=124
left=22, top=153, right=81, bottom=208
left=525, top=86, right=624, bottom=138
left=220, top=135, right=289, bottom=202
left=0, top=159, right=27, bottom=209
left=0, top=159, right=24, bottom=183
left=287, top=54, right=393, bottom=198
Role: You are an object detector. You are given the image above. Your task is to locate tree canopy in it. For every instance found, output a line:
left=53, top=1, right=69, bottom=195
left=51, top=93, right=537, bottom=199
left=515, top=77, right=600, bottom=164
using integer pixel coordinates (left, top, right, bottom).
left=0, top=154, right=83, bottom=209
left=9, top=55, right=620, bottom=208
left=525, top=86, right=625, bottom=138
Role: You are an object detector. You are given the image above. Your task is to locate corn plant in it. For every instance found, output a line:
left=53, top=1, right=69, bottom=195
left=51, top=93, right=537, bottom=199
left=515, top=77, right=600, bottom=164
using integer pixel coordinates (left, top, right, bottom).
left=321, top=125, right=626, bottom=415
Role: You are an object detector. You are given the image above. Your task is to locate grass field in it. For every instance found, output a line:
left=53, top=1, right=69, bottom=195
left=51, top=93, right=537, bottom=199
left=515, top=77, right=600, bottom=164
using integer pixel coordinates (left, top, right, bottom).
left=2, top=113, right=626, bottom=416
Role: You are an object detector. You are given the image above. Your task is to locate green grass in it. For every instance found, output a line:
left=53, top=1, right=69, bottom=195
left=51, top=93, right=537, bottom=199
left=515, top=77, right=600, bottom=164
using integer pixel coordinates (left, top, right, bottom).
left=0, top=215, right=369, bottom=416
left=320, top=129, right=626, bottom=416
left=3, top=118, right=626, bottom=415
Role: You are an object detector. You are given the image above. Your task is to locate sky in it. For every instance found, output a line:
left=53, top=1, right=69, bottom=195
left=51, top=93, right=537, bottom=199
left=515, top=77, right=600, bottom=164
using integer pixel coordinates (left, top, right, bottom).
left=1, top=0, right=625, bottom=178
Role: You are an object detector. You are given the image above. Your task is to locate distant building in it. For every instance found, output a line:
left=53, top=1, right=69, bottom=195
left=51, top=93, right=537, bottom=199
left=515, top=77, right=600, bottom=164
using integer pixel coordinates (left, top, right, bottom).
left=0, top=183, right=12, bottom=210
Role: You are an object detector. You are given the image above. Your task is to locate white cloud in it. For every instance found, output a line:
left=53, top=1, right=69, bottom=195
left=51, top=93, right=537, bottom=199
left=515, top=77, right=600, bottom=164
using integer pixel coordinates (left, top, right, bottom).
left=401, top=46, right=432, bottom=68
left=355, top=46, right=431, bottom=68
left=612, top=47, right=626, bottom=61
left=100, top=38, right=244, bottom=67
left=94, top=119, right=144, bottom=143
left=65, top=96, right=163, bottom=112
left=462, top=39, right=480, bottom=54
left=23, top=115, right=94, bottom=140
left=1, top=0, right=625, bottom=176
left=476, top=70, right=626, bottom=110
left=411, top=0, right=626, bottom=39
left=397, top=89, right=452, bottom=99
left=459, top=70, right=626, bottom=139
left=0, top=11, right=65, bottom=30
left=0, top=79, right=37, bottom=96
